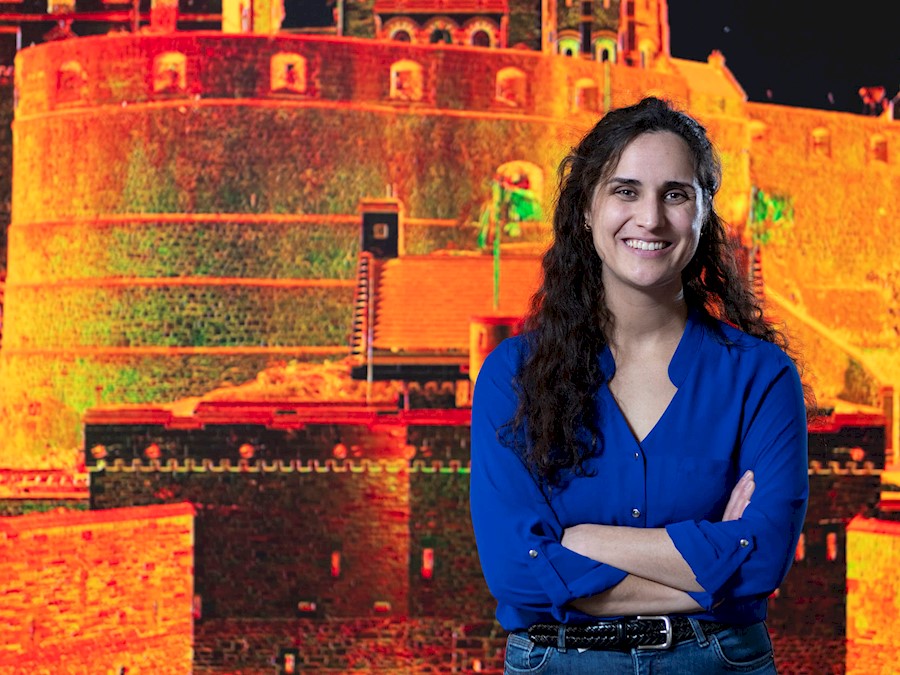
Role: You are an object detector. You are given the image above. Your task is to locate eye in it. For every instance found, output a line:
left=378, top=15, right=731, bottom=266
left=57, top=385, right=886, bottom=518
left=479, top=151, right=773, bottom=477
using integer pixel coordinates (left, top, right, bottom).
left=614, top=187, right=637, bottom=198
left=664, top=190, right=690, bottom=203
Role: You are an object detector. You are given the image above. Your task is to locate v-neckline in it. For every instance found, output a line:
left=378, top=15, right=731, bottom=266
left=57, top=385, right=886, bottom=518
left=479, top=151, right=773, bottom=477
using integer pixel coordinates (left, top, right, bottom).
left=599, top=308, right=707, bottom=446
left=606, top=383, right=679, bottom=446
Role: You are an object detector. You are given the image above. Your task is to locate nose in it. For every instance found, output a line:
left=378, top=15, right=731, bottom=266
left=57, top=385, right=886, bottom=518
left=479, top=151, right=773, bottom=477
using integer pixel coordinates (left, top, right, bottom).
left=635, top=196, right=663, bottom=229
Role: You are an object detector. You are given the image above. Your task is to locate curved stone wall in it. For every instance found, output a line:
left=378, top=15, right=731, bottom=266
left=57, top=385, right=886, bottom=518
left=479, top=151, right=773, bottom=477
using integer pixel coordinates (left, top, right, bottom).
left=1, top=33, right=751, bottom=466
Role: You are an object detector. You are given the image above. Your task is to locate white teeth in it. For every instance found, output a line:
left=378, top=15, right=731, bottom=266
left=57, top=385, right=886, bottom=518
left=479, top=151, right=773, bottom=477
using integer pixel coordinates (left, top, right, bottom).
left=625, top=239, right=668, bottom=251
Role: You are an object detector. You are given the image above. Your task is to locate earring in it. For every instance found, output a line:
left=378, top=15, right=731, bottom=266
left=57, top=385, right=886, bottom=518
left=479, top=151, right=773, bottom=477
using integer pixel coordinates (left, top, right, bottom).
left=583, top=219, right=591, bottom=232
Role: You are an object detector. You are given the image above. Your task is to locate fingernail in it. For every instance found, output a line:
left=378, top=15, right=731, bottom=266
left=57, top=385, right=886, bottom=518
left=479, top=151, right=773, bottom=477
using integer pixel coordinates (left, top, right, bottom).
left=742, top=470, right=753, bottom=481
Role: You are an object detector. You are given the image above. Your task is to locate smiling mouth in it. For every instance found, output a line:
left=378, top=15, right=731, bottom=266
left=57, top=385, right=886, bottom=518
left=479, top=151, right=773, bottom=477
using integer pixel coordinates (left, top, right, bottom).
left=625, top=239, right=670, bottom=251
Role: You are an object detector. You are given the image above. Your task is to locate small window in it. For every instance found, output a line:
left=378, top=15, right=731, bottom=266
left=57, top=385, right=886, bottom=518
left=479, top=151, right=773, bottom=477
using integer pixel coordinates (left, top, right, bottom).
left=429, top=28, right=452, bottom=44
left=271, top=53, right=306, bottom=94
left=826, top=532, right=838, bottom=562
left=465, top=19, right=497, bottom=48
left=384, top=18, right=418, bottom=43
left=870, top=134, right=888, bottom=162
left=471, top=30, right=491, bottom=47
left=573, top=78, right=600, bottom=113
left=56, top=60, right=86, bottom=104
left=153, top=52, right=186, bottom=94
left=390, top=60, right=423, bottom=102
left=373, top=223, right=390, bottom=240
left=811, top=127, right=831, bottom=158
left=558, top=37, right=580, bottom=57
left=424, top=18, right=457, bottom=45
left=496, top=67, right=526, bottom=108
left=593, top=38, right=617, bottom=63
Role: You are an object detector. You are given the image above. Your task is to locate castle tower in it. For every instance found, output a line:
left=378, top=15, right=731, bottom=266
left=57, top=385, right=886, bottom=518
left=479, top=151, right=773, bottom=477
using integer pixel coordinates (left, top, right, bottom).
left=618, top=0, right=669, bottom=67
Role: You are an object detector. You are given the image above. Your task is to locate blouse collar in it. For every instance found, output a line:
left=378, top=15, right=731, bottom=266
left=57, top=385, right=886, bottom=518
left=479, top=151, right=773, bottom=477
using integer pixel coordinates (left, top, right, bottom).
left=599, top=306, right=706, bottom=387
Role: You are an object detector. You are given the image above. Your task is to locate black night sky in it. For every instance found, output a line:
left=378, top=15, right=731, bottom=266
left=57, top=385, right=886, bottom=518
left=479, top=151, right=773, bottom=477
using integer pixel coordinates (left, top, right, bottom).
left=288, top=0, right=898, bottom=114
left=668, top=0, right=898, bottom=113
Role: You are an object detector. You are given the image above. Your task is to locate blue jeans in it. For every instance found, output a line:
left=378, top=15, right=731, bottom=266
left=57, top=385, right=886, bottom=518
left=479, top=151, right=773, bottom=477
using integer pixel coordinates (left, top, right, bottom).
left=504, top=620, right=777, bottom=674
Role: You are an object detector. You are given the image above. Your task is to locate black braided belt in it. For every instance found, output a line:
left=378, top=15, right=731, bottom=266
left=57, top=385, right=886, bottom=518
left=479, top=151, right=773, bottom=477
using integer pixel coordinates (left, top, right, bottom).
left=527, top=616, right=730, bottom=651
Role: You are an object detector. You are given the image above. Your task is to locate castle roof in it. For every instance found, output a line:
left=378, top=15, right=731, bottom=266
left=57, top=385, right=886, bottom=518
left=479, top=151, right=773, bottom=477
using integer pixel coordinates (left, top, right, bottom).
left=669, top=54, right=747, bottom=101
left=350, top=249, right=544, bottom=381
left=372, top=252, right=542, bottom=354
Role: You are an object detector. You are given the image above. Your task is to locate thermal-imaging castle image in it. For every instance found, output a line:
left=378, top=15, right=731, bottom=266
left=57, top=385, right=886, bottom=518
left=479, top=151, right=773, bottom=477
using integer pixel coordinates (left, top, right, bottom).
left=0, top=1, right=898, bottom=673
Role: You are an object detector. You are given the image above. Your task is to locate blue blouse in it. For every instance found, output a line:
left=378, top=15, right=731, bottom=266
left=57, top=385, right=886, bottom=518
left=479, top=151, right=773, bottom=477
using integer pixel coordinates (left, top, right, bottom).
left=469, top=310, right=809, bottom=631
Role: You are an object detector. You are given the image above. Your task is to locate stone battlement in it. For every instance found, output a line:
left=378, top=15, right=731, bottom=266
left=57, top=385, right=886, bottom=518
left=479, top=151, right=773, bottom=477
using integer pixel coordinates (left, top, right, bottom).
left=90, top=457, right=471, bottom=473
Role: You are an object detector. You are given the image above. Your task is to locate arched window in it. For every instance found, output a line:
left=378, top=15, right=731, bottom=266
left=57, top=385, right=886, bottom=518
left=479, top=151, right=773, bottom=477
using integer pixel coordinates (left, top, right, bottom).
left=270, top=53, right=306, bottom=94
left=573, top=77, right=600, bottom=113
left=472, top=30, right=490, bottom=47
left=384, top=17, right=419, bottom=43
left=56, top=60, right=87, bottom=104
left=153, top=52, right=186, bottom=94
left=423, top=17, right=457, bottom=45
left=558, top=36, right=580, bottom=57
left=464, top=19, right=497, bottom=48
left=811, top=127, right=831, bottom=158
left=495, top=67, right=526, bottom=108
left=870, top=134, right=888, bottom=162
left=390, top=60, right=423, bottom=102
left=593, top=37, right=617, bottom=63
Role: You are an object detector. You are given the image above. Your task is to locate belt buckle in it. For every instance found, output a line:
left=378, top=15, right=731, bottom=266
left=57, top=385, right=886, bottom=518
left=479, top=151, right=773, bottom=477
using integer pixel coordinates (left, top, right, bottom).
left=636, top=615, right=673, bottom=650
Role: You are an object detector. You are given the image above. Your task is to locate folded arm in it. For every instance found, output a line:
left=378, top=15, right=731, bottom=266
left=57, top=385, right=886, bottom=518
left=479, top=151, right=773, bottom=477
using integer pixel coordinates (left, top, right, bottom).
left=470, top=341, right=631, bottom=621
left=561, top=361, right=808, bottom=611
left=562, top=470, right=756, bottom=592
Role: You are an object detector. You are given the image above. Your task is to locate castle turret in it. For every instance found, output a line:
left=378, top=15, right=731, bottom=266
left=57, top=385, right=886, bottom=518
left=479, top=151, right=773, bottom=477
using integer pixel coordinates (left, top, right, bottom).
left=618, top=0, right=669, bottom=67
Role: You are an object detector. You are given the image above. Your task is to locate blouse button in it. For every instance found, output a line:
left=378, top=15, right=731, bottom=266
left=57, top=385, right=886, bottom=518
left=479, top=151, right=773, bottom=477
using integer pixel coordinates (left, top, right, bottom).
left=631, top=508, right=641, bottom=518
left=529, top=549, right=538, bottom=558
left=633, top=452, right=639, bottom=460
left=740, top=539, right=749, bottom=548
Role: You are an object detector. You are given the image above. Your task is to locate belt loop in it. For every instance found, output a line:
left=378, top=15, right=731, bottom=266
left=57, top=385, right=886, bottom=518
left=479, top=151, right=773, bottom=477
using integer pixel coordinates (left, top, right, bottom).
left=556, top=624, right=567, bottom=652
left=688, top=618, right=710, bottom=647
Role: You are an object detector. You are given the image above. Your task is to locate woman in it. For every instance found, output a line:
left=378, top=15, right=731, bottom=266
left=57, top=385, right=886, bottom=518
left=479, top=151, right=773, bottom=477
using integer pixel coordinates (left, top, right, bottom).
left=469, top=97, right=811, bottom=673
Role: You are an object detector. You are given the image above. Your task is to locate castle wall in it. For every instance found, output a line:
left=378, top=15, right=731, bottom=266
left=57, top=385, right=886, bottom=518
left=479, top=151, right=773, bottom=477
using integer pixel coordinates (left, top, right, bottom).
left=3, top=33, right=755, bottom=467
left=0, top=502, right=194, bottom=675
left=89, top=459, right=499, bottom=671
left=80, top=407, right=885, bottom=673
left=845, top=516, right=900, bottom=675
left=747, top=102, right=900, bottom=356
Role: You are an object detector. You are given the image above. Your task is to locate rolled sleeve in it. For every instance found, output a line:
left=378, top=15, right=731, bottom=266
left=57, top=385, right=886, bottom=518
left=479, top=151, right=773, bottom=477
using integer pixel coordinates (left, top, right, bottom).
left=667, top=359, right=808, bottom=606
left=469, top=339, right=628, bottom=624
left=666, top=519, right=754, bottom=609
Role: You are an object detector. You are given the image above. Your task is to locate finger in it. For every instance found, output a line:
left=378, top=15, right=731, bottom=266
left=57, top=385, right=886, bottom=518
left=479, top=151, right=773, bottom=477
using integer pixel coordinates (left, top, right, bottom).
left=723, top=471, right=754, bottom=521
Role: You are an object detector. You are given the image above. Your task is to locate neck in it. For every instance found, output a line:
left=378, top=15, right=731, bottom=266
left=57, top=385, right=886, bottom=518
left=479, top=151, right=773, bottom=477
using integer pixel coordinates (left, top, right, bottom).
left=605, top=284, right=689, bottom=349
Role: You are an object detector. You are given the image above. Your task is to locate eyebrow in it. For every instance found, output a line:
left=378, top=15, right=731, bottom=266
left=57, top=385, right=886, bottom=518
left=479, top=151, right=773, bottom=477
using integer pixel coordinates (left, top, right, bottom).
left=608, top=177, right=696, bottom=191
left=606, top=176, right=697, bottom=192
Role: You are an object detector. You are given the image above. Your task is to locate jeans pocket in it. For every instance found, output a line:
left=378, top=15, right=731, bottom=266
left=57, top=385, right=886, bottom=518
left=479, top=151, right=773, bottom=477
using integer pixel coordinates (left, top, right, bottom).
left=710, top=622, right=776, bottom=672
left=504, top=631, right=554, bottom=674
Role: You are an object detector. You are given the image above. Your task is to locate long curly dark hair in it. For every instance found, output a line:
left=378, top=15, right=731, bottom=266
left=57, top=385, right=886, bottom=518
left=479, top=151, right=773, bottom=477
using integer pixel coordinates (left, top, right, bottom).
left=504, top=96, right=811, bottom=486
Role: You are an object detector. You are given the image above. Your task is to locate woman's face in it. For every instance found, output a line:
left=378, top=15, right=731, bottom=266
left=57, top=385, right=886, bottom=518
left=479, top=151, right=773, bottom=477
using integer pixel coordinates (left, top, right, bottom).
left=585, top=131, right=704, bottom=299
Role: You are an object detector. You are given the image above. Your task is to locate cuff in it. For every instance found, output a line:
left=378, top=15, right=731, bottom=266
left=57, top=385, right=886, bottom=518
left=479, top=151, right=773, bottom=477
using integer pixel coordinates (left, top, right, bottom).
left=529, top=540, right=630, bottom=611
left=666, top=520, right=754, bottom=598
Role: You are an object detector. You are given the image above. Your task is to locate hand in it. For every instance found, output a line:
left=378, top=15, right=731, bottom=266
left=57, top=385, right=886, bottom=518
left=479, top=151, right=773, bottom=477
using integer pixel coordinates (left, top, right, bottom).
left=722, top=470, right=755, bottom=522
